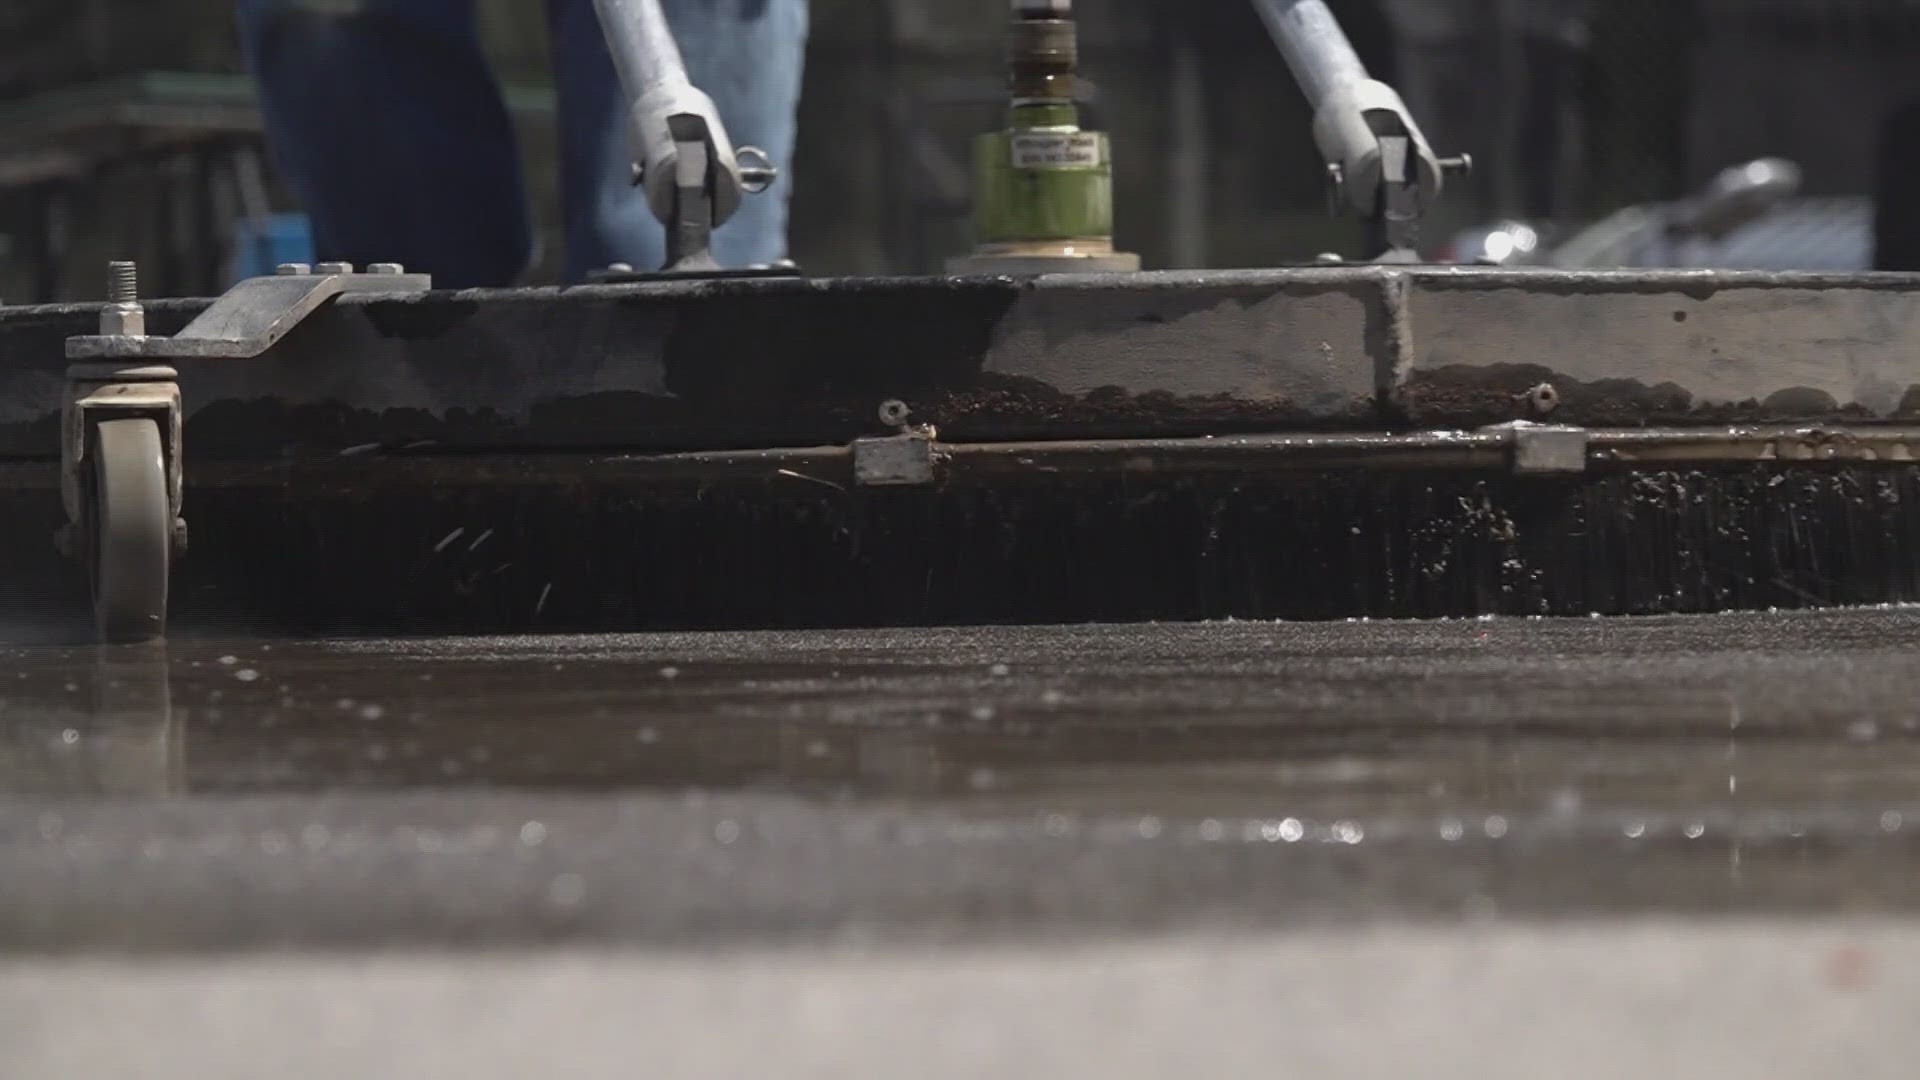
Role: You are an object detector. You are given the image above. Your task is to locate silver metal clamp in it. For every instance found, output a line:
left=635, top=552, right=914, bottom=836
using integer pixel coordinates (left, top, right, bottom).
left=1254, top=0, right=1470, bottom=260
left=593, top=0, right=781, bottom=275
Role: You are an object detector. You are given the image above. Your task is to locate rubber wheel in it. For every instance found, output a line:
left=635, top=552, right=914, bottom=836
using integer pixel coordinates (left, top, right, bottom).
left=86, top=418, right=171, bottom=642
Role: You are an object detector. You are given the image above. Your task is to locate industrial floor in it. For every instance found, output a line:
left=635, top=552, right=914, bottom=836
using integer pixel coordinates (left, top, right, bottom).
left=5, top=609, right=1920, bottom=1076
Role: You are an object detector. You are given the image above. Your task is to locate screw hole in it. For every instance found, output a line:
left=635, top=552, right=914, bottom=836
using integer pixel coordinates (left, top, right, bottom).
left=878, top=400, right=911, bottom=427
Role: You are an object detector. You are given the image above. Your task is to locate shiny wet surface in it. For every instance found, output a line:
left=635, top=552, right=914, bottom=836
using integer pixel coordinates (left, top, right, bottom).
left=5, top=608, right=1920, bottom=951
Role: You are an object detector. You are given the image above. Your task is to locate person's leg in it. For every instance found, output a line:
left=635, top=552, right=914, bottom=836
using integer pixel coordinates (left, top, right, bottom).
left=236, top=0, right=532, bottom=288
left=548, top=0, right=808, bottom=278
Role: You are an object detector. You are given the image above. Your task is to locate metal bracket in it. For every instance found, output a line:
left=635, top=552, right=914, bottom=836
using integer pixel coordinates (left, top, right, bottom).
left=1489, top=421, right=1590, bottom=475
left=854, top=430, right=940, bottom=487
left=66, top=264, right=431, bottom=361
left=58, top=263, right=431, bottom=567
left=854, top=399, right=940, bottom=486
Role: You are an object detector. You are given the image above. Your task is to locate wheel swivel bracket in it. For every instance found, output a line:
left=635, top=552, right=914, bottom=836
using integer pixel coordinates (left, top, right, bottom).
left=56, top=262, right=433, bottom=610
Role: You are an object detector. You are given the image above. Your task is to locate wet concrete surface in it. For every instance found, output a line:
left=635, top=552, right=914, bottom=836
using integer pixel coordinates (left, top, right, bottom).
left=10, top=926, right=1920, bottom=1080
left=8, top=609, right=1920, bottom=1076
left=4, top=608, right=1920, bottom=950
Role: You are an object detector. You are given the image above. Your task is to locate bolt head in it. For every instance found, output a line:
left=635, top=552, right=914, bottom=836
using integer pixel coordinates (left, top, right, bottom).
left=607, top=262, right=635, bottom=274
left=276, top=262, right=312, bottom=276
left=1527, top=383, right=1561, bottom=415
left=315, top=261, right=354, bottom=275
left=171, top=517, right=190, bottom=557
left=366, top=262, right=404, bottom=275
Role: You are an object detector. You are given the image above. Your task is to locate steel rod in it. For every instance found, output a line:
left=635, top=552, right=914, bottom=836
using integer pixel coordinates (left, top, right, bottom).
left=1251, top=0, right=1372, bottom=111
left=591, top=0, right=691, bottom=98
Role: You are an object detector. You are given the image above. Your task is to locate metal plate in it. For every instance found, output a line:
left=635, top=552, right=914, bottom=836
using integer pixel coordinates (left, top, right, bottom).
left=5, top=266, right=1920, bottom=454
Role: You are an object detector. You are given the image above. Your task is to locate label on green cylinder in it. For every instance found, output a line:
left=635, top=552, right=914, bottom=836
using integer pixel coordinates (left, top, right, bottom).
left=975, top=128, right=1115, bottom=243
left=1009, top=132, right=1104, bottom=170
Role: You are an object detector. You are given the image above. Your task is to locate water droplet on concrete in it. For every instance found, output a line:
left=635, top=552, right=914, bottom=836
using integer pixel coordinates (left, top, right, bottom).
left=547, top=873, right=587, bottom=908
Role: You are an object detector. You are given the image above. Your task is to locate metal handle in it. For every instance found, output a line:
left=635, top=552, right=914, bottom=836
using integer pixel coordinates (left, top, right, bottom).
left=1252, top=0, right=1371, bottom=109
left=592, top=0, right=691, bottom=96
left=590, top=0, right=780, bottom=262
left=1251, top=0, right=1461, bottom=258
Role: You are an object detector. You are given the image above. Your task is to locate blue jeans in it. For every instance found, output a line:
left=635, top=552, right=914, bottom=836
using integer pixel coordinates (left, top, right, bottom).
left=236, top=0, right=807, bottom=287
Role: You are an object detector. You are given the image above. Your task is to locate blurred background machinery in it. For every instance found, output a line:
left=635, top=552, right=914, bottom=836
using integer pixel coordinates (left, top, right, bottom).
left=5, top=0, right=1920, bottom=300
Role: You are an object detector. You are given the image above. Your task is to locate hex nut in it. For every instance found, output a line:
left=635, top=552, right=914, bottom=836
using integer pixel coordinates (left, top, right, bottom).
left=97, top=302, right=145, bottom=337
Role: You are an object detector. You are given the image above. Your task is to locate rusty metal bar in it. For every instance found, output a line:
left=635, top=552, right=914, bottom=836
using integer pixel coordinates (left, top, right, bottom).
left=3, top=426, right=1918, bottom=500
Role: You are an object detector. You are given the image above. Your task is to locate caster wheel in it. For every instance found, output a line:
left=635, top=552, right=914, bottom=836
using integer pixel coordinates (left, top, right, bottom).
left=85, top=417, right=170, bottom=642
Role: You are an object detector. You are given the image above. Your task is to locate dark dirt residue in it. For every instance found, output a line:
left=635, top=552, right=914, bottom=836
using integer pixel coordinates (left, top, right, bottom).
left=1400, top=364, right=1882, bottom=429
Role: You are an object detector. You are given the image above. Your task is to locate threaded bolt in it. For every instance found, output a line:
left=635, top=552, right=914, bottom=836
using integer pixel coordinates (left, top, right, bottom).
left=107, top=261, right=138, bottom=302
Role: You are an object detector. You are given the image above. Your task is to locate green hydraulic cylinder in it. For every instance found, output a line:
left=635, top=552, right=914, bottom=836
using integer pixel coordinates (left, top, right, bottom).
left=949, top=0, right=1139, bottom=274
